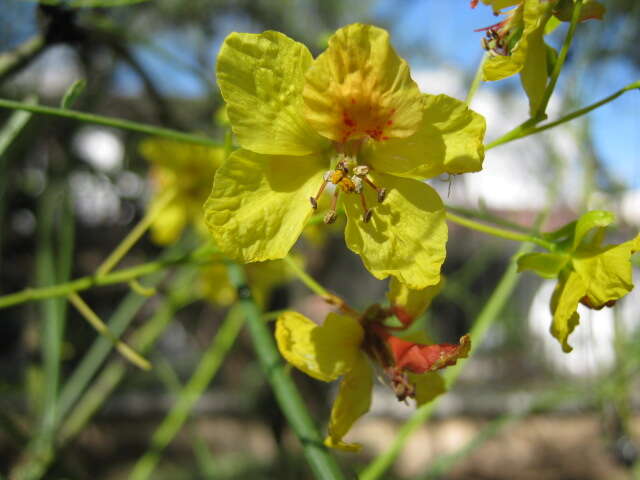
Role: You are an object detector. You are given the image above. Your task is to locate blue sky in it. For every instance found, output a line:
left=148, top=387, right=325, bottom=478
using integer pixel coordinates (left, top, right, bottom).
left=5, top=0, right=638, bottom=187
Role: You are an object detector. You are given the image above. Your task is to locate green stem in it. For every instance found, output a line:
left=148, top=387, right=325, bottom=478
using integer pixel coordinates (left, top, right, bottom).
left=284, top=255, right=329, bottom=297
left=226, top=262, right=345, bottom=480
left=68, top=293, right=151, bottom=370
left=533, top=0, right=584, bottom=121
left=445, top=204, right=532, bottom=233
left=516, top=81, right=640, bottom=145
left=0, top=244, right=217, bottom=309
left=0, top=98, right=220, bottom=147
left=465, top=53, right=487, bottom=106
left=96, top=189, right=176, bottom=276
left=445, top=212, right=553, bottom=250
left=129, top=305, right=245, bottom=480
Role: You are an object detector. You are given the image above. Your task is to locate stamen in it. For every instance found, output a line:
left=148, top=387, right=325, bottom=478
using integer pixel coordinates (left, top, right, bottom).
left=364, top=176, right=386, bottom=202
left=310, top=172, right=332, bottom=209
left=360, top=192, right=372, bottom=223
left=324, top=190, right=339, bottom=224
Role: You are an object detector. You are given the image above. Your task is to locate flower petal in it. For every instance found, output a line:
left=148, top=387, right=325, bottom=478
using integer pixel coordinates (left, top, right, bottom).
left=364, top=94, right=485, bottom=180
left=519, top=28, right=548, bottom=114
left=482, top=0, right=552, bottom=82
left=204, top=149, right=325, bottom=262
left=573, top=234, right=640, bottom=308
left=217, top=31, right=329, bottom=155
left=572, top=210, right=615, bottom=252
left=387, top=277, right=444, bottom=325
left=303, top=23, right=423, bottom=143
left=409, top=372, right=446, bottom=407
left=343, top=172, right=447, bottom=289
left=150, top=202, right=187, bottom=245
left=275, top=311, right=364, bottom=382
left=550, top=270, right=587, bottom=353
left=387, top=334, right=470, bottom=374
left=324, top=353, right=373, bottom=452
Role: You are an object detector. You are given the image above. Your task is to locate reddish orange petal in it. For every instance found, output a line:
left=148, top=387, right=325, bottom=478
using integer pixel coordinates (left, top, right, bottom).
left=387, top=334, right=470, bottom=374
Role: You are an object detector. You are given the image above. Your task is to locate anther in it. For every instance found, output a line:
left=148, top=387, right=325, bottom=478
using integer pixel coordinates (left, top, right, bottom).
left=310, top=175, right=330, bottom=209
left=364, top=177, right=386, bottom=203
left=359, top=192, right=372, bottom=223
left=324, top=189, right=340, bottom=225
left=324, top=211, right=337, bottom=224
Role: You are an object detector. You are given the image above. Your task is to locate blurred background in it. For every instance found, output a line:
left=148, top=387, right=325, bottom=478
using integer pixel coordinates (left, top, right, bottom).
left=0, top=0, right=639, bottom=479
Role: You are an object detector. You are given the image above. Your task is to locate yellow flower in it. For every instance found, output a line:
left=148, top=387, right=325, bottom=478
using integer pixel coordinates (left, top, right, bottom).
left=204, top=23, right=486, bottom=290
left=518, top=211, right=639, bottom=352
left=199, top=257, right=295, bottom=308
left=140, top=138, right=224, bottom=245
left=275, top=279, right=469, bottom=451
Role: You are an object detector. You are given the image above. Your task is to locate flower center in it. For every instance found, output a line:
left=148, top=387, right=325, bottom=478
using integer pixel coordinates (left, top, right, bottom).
left=309, top=153, right=387, bottom=224
left=475, top=4, right=524, bottom=56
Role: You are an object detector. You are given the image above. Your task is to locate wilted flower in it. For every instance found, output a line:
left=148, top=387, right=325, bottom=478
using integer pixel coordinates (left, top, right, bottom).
left=275, top=278, right=469, bottom=451
left=518, top=210, right=639, bottom=352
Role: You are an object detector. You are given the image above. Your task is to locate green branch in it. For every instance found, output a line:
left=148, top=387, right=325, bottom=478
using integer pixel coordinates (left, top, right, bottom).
left=445, top=212, right=554, bottom=250
left=0, top=245, right=218, bottom=309
left=226, top=262, right=346, bottom=480
left=0, top=98, right=221, bottom=147
left=486, top=80, right=639, bottom=150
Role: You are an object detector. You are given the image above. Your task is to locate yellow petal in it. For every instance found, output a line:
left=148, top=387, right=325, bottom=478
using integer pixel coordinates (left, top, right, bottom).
left=150, top=202, right=187, bottom=245
left=409, top=372, right=446, bottom=407
left=343, top=172, right=447, bottom=289
left=275, top=311, right=364, bottom=382
left=364, top=94, right=486, bottom=180
left=303, top=23, right=423, bottom=143
left=573, top=234, right=640, bottom=308
left=217, top=31, right=329, bottom=155
left=550, top=271, right=587, bottom=353
left=387, top=277, right=444, bottom=319
left=324, top=353, right=373, bottom=452
left=204, top=149, right=326, bottom=262
left=482, top=0, right=552, bottom=82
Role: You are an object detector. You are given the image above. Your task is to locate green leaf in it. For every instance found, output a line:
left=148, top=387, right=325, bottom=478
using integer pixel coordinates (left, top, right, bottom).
left=517, top=252, right=569, bottom=278
left=60, top=79, right=86, bottom=109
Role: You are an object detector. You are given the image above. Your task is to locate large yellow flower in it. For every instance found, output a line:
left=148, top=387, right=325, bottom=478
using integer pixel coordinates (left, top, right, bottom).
left=276, top=279, right=469, bottom=451
left=204, top=23, right=486, bottom=290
